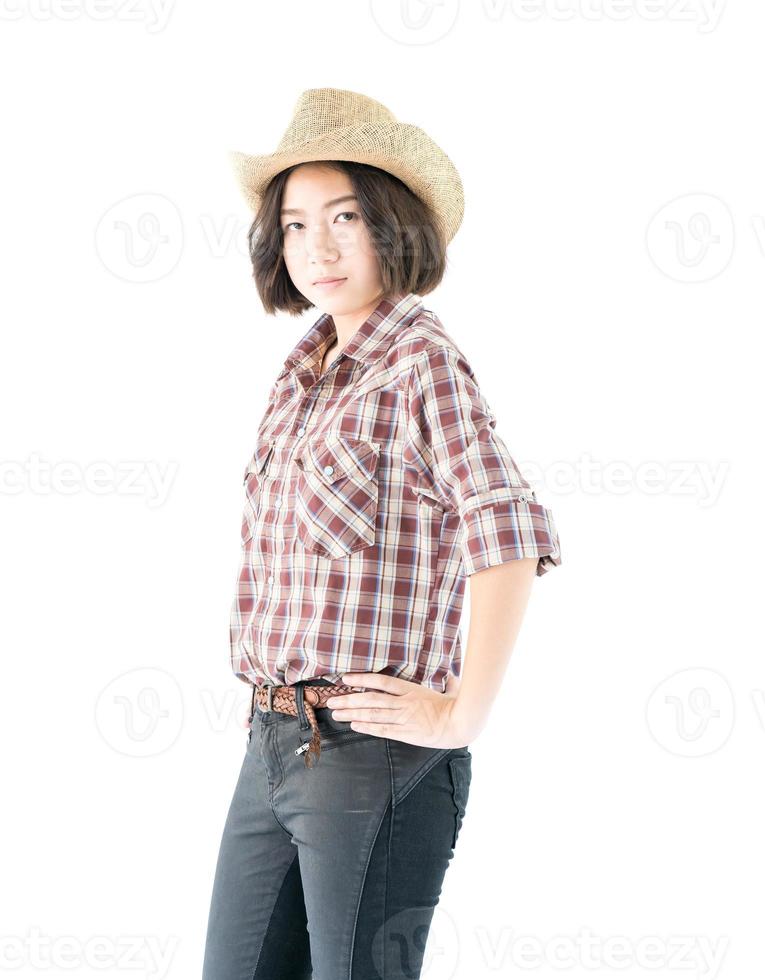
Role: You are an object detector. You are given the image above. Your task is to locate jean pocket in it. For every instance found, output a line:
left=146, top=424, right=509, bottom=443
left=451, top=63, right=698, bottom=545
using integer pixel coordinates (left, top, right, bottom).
left=294, top=435, right=380, bottom=559
left=309, top=706, right=379, bottom=751
left=317, top=726, right=379, bottom=751
left=447, top=751, right=472, bottom=849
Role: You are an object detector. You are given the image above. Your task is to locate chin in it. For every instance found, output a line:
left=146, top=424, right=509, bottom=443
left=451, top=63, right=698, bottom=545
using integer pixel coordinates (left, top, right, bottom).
left=308, top=290, right=354, bottom=312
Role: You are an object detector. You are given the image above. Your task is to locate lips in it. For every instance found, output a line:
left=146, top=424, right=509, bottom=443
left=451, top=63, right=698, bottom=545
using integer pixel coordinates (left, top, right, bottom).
left=313, top=277, right=346, bottom=285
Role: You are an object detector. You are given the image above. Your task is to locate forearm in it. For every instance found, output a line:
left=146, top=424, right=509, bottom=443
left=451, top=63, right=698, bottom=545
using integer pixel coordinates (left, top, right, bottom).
left=451, top=556, right=538, bottom=741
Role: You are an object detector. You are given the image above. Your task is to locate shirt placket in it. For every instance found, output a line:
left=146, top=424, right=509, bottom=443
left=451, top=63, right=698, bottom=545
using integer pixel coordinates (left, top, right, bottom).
left=260, top=369, right=329, bottom=605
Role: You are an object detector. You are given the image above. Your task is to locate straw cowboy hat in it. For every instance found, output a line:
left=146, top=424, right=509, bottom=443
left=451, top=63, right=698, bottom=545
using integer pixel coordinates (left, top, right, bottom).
left=229, top=87, right=464, bottom=245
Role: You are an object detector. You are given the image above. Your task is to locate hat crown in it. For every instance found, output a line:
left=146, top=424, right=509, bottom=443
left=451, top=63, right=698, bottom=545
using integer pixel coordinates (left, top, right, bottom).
left=277, top=88, right=395, bottom=153
left=230, top=86, right=464, bottom=244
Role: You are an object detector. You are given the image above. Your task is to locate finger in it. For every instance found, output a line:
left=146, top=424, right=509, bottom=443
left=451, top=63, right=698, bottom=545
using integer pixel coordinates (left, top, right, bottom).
left=349, top=720, right=398, bottom=737
left=331, top=704, right=405, bottom=724
left=350, top=722, right=434, bottom=747
left=327, top=692, right=400, bottom=709
left=341, top=672, right=411, bottom=695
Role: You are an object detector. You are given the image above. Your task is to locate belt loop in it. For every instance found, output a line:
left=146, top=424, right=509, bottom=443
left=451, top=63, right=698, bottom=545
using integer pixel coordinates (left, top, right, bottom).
left=249, top=683, right=256, bottom=722
left=255, top=683, right=275, bottom=715
left=293, top=681, right=322, bottom=766
left=295, top=681, right=310, bottom=732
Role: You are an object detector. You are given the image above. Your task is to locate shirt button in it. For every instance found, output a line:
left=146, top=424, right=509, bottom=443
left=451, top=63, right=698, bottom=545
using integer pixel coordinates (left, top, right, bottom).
left=323, top=465, right=334, bottom=476
left=517, top=494, right=528, bottom=503
left=297, top=426, right=305, bottom=436
left=268, top=574, right=274, bottom=584
left=274, top=497, right=281, bottom=506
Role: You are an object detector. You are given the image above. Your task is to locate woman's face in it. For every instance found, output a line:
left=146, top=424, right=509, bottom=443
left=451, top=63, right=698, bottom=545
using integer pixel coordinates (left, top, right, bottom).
left=280, top=162, right=384, bottom=314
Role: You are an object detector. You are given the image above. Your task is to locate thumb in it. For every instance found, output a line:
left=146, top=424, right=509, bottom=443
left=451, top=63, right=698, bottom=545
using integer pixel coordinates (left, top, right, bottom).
left=444, top=672, right=461, bottom=696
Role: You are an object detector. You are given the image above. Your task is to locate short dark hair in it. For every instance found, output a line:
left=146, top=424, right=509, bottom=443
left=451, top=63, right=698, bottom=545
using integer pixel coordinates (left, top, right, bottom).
left=246, top=160, right=448, bottom=315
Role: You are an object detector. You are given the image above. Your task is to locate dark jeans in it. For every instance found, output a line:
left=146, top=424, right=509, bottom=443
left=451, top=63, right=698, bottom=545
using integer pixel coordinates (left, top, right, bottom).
left=202, top=679, right=472, bottom=980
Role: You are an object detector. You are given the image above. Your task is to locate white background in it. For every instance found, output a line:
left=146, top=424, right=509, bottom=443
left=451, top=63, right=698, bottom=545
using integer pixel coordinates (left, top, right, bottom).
left=1, top=1, right=763, bottom=978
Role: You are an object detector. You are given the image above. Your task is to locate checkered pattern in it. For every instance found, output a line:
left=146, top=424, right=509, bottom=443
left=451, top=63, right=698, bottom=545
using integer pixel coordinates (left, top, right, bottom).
left=230, top=292, right=561, bottom=693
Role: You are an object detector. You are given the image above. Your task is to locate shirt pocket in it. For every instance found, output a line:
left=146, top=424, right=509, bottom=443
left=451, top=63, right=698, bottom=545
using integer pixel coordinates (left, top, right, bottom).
left=294, top=435, right=380, bottom=559
left=241, top=439, right=275, bottom=544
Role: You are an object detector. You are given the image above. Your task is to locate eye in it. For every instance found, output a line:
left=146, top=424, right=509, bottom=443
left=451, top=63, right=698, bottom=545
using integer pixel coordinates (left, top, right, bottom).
left=283, top=213, right=356, bottom=233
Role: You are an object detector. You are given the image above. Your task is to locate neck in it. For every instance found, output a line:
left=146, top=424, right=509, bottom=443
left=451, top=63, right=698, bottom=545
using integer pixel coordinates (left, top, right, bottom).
left=329, top=290, right=387, bottom=351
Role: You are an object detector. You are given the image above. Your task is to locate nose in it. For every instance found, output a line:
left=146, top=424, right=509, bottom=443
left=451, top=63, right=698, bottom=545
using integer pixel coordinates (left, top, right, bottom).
left=305, top=224, right=339, bottom=263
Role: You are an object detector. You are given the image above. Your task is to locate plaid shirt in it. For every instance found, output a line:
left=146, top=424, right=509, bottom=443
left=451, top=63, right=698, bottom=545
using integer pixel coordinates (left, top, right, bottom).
left=230, top=291, right=561, bottom=693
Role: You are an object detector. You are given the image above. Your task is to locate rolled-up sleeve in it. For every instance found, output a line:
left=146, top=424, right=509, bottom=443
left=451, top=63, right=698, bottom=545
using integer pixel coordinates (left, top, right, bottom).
left=404, top=344, right=562, bottom=577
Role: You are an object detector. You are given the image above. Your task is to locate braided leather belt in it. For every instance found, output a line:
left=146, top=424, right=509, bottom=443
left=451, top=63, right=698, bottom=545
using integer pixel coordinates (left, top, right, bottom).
left=250, top=682, right=365, bottom=768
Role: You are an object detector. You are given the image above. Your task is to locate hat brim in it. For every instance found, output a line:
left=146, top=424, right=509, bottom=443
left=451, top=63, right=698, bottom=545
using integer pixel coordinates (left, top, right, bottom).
left=229, top=121, right=464, bottom=244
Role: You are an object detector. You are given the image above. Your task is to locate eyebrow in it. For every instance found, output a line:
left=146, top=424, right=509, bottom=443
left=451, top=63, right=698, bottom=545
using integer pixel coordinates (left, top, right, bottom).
left=280, top=194, right=358, bottom=217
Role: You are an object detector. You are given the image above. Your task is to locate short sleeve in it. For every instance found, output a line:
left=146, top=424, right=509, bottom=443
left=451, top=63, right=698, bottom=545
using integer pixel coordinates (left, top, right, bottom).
left=403, top=345, right=562, bottom=577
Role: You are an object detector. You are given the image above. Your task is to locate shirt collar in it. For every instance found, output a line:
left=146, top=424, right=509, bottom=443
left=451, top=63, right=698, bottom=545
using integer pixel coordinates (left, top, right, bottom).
left=282, top=291, right=424, bottom=379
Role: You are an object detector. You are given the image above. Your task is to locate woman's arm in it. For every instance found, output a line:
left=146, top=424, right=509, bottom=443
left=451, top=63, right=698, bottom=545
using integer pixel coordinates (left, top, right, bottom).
left=450, top=556, right=539, bottom=743
left=333, top=556, right=540, bottom=747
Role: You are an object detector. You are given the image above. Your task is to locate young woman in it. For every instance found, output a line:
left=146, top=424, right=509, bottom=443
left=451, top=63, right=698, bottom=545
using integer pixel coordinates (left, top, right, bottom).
left=202, top=88, right=562, bottom=980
